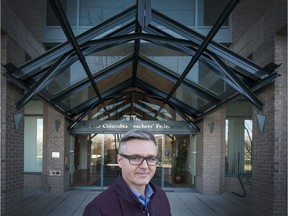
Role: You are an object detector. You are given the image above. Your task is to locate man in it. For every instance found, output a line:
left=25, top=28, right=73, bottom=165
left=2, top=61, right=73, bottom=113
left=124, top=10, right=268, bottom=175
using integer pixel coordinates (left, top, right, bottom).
left=83, top=129, right=171, bottom=216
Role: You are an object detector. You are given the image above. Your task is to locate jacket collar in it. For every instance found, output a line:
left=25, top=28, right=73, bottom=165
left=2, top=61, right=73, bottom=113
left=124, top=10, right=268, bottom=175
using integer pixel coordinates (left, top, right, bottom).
left=114, top=174, right=156, bottom=207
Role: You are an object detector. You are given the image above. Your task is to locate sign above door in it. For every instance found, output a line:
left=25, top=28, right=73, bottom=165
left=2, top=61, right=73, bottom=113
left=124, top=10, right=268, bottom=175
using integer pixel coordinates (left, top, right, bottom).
left=71, top=120, right=197, bottom=134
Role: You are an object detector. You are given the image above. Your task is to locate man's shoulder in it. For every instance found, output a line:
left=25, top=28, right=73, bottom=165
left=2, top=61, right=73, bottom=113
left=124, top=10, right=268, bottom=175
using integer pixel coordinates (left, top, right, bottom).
left=89, top=186, right=117, bottom=205
left=150, top=183, right=166, bottom=195
left=84, top=186, right=120, bottom=215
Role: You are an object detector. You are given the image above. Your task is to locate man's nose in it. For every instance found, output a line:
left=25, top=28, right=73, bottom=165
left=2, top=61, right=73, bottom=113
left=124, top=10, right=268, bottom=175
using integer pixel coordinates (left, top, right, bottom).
left=139, top=158, right=149, bottom=167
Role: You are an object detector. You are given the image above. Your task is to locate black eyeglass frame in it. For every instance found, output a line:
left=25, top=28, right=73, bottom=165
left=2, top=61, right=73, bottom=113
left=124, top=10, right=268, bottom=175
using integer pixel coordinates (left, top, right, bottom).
left=120, top=154, right=160, bottom=166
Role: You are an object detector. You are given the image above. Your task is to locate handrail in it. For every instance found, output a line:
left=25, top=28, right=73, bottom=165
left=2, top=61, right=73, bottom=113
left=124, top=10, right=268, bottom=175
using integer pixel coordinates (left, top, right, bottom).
left=232, top=152, right=252, bottom=198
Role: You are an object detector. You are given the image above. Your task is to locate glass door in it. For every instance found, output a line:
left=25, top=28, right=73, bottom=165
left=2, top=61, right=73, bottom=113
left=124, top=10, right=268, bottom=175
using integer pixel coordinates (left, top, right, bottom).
left=90, top=134, right=102, bottom=187
left=163, top=135, right=173, bottom=188
left=151, top=134, right=164, bottom=186
left=73, top=133, right=194, bottom=189
left=89, top=134, right=120, bottom=188
left=103, top=134, right=120, bottom=187
left=151, top=134, right=195, bottom=188
left=171, top=135, right=194, bottom=188
left=153, top=134, right=194, bottom=188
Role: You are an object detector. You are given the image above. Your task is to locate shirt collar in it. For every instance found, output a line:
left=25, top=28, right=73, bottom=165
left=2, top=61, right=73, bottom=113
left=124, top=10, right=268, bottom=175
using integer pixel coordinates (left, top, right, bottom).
left=131, top=184, right=154, bottom=206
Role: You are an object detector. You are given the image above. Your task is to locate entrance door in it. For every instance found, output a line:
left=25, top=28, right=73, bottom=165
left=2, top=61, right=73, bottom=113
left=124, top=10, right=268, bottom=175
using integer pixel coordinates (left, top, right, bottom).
left=90, top=134, right=120, bottom=188
left=102, top=134, right=120, bottom=187
left=73, top=133, right=194, bottom=189
left=152, top=134, right=194, bottom=188
left=72, top=133, right=120, bottom=188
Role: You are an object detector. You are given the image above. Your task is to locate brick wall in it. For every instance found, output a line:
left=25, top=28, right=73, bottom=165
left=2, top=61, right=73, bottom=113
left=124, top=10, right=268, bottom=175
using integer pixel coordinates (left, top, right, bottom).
left=231, top=0, right=275, bottom=44
left=272, top=33, right=287, bottom=216
left=196, top=108, right=226, bottom=195
left=1, top=35, right=26, bottom=215
left=7, top=0, right=45, bottom=44
left=24, top=174, right=42, bottom=189
left=225, top=176, right=252, bottom=195
left=42, top=105, right=70, bottom=192
left=1, top=0, right=45, bottom=59
left=1, top=1, right=46, bottom=214
left=253, top=9, right=287, bottom=216
left=2, top=0, right=70, bottom=196
left=231, top=0, right=287, bottom=215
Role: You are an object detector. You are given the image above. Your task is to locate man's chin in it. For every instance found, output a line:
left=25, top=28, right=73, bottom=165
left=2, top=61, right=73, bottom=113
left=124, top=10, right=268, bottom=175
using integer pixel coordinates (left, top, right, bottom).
left=135, top=177, right=151, bottom=185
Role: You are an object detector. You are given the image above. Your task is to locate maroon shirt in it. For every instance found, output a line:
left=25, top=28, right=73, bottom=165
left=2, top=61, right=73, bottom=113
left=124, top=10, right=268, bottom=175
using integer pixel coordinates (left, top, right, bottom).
left=83, top=175, right=171, bottom=216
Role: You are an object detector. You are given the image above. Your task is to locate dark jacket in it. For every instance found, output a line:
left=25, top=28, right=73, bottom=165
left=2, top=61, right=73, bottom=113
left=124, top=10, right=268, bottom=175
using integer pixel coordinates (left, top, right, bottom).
left=83, top=175, right=171, bottom=216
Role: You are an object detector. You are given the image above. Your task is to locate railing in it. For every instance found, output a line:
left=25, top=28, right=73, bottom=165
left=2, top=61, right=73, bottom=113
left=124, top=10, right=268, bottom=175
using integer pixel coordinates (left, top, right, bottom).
left=232, top=153, right=252, bottom=198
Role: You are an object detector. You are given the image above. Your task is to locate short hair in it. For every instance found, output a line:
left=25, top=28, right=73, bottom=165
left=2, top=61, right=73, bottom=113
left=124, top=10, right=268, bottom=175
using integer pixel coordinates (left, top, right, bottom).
left=118, top=129, right=157, bottom=154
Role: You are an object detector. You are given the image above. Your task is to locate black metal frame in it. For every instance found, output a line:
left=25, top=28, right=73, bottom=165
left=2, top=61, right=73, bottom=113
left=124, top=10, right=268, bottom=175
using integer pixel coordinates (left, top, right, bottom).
left=3, top=0, right=280, bottom=132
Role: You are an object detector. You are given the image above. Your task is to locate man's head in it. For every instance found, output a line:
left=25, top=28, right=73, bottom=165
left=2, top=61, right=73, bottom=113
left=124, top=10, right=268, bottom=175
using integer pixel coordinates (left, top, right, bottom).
left=117, top=129, right=159, bottom=192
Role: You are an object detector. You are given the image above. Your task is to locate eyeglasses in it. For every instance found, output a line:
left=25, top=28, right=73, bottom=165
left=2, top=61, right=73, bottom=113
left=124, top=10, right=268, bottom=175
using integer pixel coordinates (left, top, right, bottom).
left=120, top=154, right=159, bottom=166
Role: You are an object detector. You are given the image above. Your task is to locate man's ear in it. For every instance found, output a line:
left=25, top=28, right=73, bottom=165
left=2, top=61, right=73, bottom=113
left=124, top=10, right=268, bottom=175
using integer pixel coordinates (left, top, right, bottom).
left=117, top=154, right=122, bottom=168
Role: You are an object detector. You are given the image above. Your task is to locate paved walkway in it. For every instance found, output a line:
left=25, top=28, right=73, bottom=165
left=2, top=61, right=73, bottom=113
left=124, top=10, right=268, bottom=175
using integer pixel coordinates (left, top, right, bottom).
left=23, top=188, right=251, bottom=216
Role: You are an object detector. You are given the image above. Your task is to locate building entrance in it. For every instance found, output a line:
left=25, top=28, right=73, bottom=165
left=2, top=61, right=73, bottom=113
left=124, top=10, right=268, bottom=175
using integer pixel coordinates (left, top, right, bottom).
left=72, top=133, right=196, bottom=189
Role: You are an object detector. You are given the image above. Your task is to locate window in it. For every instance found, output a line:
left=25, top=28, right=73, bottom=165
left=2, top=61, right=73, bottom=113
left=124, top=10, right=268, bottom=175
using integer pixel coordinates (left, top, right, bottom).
left=225, top=101, right=253, bottom=175
left=198, top=0, right=229, bottom=26
left=79, top=0, right=134, bottom=26
left=24, top=101, right=43, bottom=172
left=225, top=118, right=252, bottom=175
left=243, top=120, right=252, bottom=172
left=151, top=0, right=195, bottom=26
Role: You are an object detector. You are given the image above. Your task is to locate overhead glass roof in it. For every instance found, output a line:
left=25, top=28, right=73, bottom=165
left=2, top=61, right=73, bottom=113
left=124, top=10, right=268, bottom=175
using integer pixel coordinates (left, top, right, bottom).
left=3, top=0, right=279, bottom=132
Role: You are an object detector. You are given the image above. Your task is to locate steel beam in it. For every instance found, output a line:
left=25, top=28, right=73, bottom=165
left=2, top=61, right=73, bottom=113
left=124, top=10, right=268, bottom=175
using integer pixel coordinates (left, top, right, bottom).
left=51, top=56, right=133, bottom=103
left=151, top=2, right=270, bottom=79
left=210, top=54, right=263, bottom=110
left=15, top=5, right=136, bottom=76
left=163, top=0, right=241, bottom=103
left=138, top=56, right=220, bottom=103
left=16, top=53, right=71, bottom=109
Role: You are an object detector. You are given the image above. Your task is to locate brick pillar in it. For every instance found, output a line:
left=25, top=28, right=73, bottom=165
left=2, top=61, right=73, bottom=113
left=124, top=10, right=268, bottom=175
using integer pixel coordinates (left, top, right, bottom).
left=196, top=108, right=226, bottom=194
left=1, top=34, right=25, bottom=215
left=252, top=34, right=287, bottom=216
left=42, top=105, right=70, bottom=192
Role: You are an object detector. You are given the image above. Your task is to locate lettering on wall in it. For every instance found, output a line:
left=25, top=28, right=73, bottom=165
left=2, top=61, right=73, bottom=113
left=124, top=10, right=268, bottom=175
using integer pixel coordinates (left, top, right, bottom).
left=71, top=121, right=197, bottom=134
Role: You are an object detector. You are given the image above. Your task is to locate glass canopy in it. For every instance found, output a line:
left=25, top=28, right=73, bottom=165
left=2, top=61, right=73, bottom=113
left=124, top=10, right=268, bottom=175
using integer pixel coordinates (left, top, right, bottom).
left=3, top=0, right=279, bottom=132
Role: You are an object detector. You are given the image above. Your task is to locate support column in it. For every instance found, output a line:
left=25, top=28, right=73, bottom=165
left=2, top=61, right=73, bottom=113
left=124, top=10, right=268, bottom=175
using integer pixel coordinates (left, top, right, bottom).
left=196, top=108, right=226, bottom=194
left=252, top=34, right=287, bottom=216
left=1, top=34, right=25, bottom=215
left=43, top=106, right=70, bottom=192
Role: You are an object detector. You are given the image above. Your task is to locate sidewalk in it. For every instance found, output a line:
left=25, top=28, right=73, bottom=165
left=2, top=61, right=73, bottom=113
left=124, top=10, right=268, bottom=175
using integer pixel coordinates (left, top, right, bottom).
left=23, top=188, right=251, bottom=216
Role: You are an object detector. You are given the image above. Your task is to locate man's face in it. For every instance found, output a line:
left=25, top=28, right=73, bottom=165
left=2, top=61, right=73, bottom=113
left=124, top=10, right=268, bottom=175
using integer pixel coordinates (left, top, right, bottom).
left=117, top=139, right=158, bottom=191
